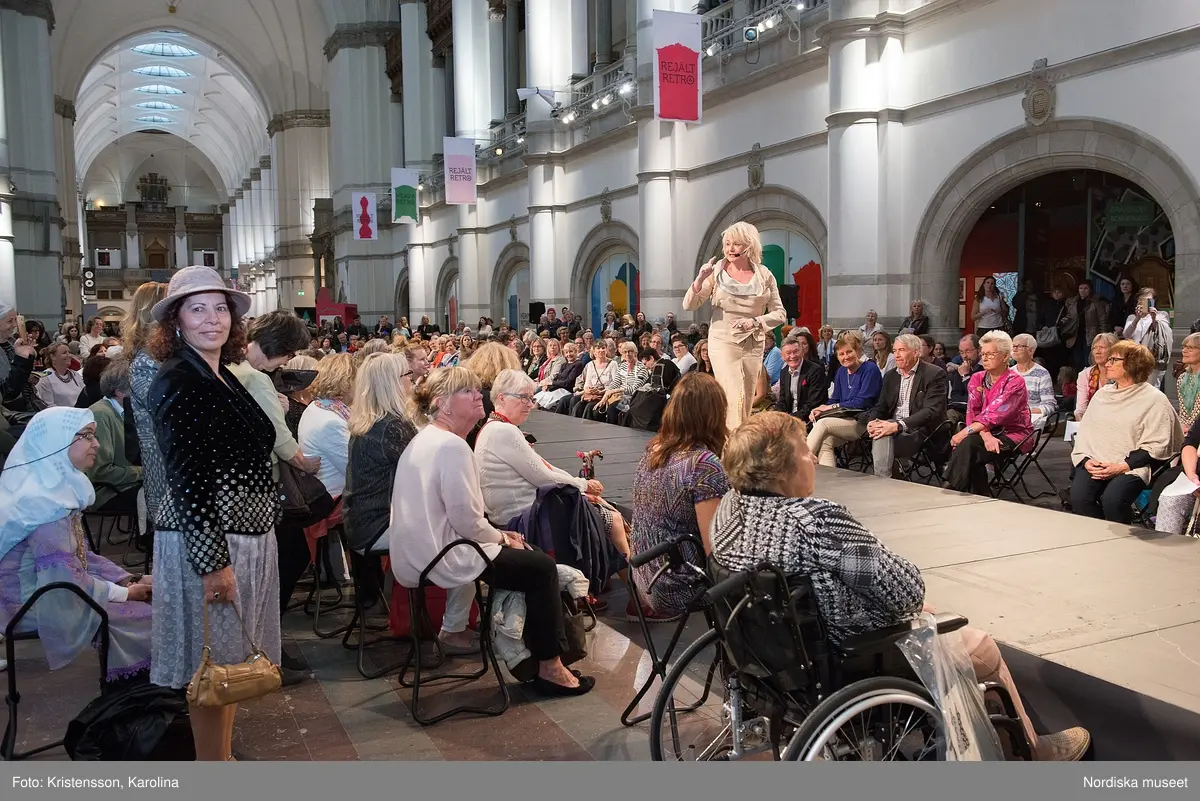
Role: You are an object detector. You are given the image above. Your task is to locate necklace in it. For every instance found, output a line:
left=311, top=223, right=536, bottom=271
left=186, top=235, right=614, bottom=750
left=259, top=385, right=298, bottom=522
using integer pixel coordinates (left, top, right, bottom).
left=54, top=370, right=77, bottom=384
left=70, top=513, right=88, bottom=571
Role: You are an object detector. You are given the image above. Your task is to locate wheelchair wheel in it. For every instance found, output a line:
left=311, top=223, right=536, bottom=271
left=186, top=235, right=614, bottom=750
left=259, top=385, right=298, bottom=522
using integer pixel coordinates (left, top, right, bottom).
left=649, top=629, right=778, bottom=761
left=781, top=676, right=944, bottom=762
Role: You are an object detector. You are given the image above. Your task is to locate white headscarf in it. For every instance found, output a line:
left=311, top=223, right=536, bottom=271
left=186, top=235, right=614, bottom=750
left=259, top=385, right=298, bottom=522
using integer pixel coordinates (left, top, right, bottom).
left=0, top=407, right=97, bottom=563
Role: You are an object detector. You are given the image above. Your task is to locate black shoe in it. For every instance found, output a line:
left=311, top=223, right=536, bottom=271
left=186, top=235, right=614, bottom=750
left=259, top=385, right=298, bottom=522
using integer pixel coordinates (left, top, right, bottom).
left=530, top=674, right=596, bottom=697
left=280, top=646, right=308, bottom=672
left=281, top=667, right=310, bottom=687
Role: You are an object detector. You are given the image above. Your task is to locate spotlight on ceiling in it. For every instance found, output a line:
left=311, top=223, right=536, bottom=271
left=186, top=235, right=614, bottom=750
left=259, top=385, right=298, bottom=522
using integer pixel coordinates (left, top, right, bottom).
left=417, top=181, right=425, bottom=191
left=706, top=42, right=722, bottom=57
left=591, top=99, right=600, bottom=110
left=516, top=134, right=525, bottom=144
left=602, top=93, right=613, bottom=105
left=795, top=1, right=806, bottom=9
left=618, top=81, right=634, bottom=96
left=494, top=146, right=504, bottom=156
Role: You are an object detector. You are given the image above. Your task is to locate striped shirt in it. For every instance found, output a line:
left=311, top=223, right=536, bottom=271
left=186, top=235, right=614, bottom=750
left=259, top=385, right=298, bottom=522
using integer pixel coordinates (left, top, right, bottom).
left=1015, top=363, right=1057, bottom=417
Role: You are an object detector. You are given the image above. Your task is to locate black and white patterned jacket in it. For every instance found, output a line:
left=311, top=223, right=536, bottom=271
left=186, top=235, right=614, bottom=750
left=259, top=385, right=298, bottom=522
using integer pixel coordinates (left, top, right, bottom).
left=712, top=490, right=925, bottom=645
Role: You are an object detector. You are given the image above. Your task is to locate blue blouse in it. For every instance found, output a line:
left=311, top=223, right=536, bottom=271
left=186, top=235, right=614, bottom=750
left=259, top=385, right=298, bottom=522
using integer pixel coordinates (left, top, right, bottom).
left=829, top=360, right=883, bottom=411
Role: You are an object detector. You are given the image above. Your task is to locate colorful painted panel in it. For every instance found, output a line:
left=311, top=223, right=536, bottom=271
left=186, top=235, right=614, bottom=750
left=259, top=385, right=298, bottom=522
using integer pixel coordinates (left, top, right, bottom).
left=590, top=253, right=639, bottom=334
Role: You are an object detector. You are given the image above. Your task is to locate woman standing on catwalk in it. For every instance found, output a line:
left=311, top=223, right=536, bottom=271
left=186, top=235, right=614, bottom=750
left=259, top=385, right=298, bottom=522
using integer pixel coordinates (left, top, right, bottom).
left=683, top=221, right=786, bottom=430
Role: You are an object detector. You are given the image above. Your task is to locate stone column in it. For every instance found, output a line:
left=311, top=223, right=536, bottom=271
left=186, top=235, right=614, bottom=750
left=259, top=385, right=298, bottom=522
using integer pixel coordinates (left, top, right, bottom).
left=570, top=0, right=589, bottom=76
left=236, top=188, right=251, bottom=273
left=54, top=95, right=82, bottom=313
left=174, top=205, right=188, bottom=268
left=525, top=0, right=574, bottom=309
left=227, top=200, right=239, bottom=273
left=0, top=3, right=61, bottom=319
left=327, top=12, right=403, bottom=322
left=260, top=156, right=276, bottom=259
left=503, top=0, right=521, bottom=118
left=487, top=8, right=505, bottom=124
left=407, top=243, right=433, bottom=322
left=249, top=170, right=265, bottom=262
left=265, top=268, right=278, bottom=313
left=401, top=0, right=442, bottom=171
left=125, top=203, right=140, bottom=269
left=595, top=0, right=614, bottom=70
left=221, top=203, right=232, bottom=277
left=636, top=0, right=689, bottom=322
left=271, top=112, right=331, bottom=308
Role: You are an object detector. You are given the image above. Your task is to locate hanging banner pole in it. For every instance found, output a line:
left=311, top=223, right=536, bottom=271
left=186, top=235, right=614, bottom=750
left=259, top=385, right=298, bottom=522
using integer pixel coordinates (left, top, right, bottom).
left=443, top=137, right=478, bottom=205
left=653, top=10, right=703, bottom=124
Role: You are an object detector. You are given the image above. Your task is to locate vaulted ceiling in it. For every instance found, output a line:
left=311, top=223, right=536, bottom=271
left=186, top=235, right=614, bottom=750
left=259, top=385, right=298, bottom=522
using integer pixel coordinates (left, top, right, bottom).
left=53, top=0, right=331, bottom=194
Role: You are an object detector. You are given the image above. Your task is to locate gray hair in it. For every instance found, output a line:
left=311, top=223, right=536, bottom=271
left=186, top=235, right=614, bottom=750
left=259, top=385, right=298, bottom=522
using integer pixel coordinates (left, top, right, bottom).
left=99, top=357, right=132, bottom=398
left=894, top=333, right=923, bottom=354
left=781, top=334, right=803, bottom=349
left=490, top=368, right=536, bottom=404
left=979, top=329, right=1014, bottom=357
left=1012, top=333, right=1038, bottom=354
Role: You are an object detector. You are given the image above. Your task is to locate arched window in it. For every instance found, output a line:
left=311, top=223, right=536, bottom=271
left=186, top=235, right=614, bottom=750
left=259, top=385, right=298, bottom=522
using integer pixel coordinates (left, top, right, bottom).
left=589, top=250, right=639, bottom=335
left=505, top=267, right=530, bottom=328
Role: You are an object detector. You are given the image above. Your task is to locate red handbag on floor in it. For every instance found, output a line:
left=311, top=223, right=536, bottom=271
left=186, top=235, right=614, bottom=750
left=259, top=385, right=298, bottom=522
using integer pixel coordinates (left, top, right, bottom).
left=388, top=581, right=479, bottom=638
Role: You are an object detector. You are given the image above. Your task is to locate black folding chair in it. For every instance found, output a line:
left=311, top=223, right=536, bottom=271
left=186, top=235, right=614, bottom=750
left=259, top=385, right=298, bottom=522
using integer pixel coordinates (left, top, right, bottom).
left=620, top=534, right=711, bottom=727
left=990, top=411, right=1062, bottom=502
left=835, top=432, right=873, bottom=474
left=340, top=547, right=405, bottom=679
left=397, top=540, right=510, bottom=726
left=899, top=420, right=954, bottom=485
left=1132, top=455, right=1181, bottom=528
left=3, top=582, right=110, bottom=761
left=81, top=481, right=142, bottom=554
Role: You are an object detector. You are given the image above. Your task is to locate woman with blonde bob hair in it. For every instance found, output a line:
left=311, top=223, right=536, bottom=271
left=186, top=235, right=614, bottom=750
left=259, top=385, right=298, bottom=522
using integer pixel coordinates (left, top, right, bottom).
left=711, top=412, right=1090, bottom=761
left=389, top=367, right=597, bottom=696
left=298, top=352, right=359, bottom=500
left=683, top=221, right=786, bottom=430
left=344, top=353, right=417, bottom=553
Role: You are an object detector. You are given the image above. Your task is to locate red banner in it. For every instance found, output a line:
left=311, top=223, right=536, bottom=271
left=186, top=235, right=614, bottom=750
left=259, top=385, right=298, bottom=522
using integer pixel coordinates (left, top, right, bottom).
left=653, top=10, right=703, bottom=124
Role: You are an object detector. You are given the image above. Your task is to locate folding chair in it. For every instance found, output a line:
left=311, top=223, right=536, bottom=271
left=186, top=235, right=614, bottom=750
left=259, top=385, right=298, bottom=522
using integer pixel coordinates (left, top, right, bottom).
left=835, top=433, right=873, bottom=474
left=81, top=481, right=142, bottom=553
left=397, top=540, right=510, bottom=726
left=899, top=420, right=953, bottom=485
left=3, top=582, right=110, bottom=761
left=619, top=534, right=711, bottom=727
left=990, top=411, right=1061, bottom=502
left=1132, top=455, right=1181, bottom=528
left=340, top=547, right=406, bottom=679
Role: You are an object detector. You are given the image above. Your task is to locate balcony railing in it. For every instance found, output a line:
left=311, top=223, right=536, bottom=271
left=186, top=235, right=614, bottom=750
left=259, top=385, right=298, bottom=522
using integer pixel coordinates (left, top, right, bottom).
left=701, top=0, right=825, bottom=56
left=486, top=113, right=527, bottom=163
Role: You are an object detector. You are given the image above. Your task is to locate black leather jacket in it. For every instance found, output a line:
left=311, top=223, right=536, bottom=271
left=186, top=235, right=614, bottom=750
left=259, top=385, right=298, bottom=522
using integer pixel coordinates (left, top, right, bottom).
left=150, top=345, right=278, bottom=574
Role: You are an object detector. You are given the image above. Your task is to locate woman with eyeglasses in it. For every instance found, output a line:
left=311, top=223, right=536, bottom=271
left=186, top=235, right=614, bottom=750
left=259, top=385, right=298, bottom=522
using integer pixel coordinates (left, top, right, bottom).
left=389, top=367, right=596, bottom=696
left=0, top=407, right=153, bottom=686
left=1070, top=341, right=1182, bottom=524
left=943, top=330, right=1033, bottom=497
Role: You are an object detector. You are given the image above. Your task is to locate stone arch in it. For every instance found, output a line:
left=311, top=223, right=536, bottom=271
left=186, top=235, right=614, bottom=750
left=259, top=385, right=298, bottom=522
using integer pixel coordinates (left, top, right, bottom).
left=569, top=220, right=640, bottom=324
left=435, top=256, right=459, bottom=330
left=911, top=118, right=1200, bottom=340
left=393, top=261, right=409, bottom=327
left=490, top=241, right=530, bottom=323
left=694, top=185, right=828, bottom=326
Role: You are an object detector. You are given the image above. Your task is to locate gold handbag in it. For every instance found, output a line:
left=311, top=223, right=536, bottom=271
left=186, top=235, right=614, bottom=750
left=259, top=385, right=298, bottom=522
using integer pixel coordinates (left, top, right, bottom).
left=186, top=600, right=282, bottom=707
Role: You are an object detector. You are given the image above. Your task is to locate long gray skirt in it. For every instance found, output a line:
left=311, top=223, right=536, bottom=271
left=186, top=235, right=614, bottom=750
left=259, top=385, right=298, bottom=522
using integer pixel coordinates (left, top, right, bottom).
left=149, top=529, right=282, bottom=690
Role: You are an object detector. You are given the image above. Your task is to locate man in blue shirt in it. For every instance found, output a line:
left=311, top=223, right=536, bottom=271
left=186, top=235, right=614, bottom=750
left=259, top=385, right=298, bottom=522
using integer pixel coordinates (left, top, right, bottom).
left=763, top=335, right=783, bottom=385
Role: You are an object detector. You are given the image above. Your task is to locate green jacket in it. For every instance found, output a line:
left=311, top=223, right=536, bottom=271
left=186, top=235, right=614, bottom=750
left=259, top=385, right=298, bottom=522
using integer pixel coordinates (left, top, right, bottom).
left=86, top=398, right=142, bottom=509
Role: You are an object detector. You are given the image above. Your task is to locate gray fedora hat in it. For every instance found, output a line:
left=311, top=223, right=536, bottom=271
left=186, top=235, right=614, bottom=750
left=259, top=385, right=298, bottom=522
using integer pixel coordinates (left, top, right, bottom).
left=152, top=266, right=252, bottom=321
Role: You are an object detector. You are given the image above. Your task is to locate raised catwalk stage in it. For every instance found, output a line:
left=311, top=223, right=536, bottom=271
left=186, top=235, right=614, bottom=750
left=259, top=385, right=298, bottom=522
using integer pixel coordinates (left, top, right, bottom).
left=525, top=411, right=1200, bottom=759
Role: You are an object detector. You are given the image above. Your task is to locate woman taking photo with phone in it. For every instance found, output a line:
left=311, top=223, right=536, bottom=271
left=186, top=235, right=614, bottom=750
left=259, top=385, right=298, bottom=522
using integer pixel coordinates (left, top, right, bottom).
left=683, top=222, right=786, bottom=430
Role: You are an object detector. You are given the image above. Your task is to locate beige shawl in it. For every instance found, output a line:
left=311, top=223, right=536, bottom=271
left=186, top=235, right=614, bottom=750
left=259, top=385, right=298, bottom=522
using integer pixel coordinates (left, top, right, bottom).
left=1070, top=381, right=1182, bottom=484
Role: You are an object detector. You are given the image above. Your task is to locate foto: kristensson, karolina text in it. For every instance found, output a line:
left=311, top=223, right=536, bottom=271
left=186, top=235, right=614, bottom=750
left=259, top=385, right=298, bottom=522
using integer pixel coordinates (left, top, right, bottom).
left=1084, top=777, right=1189, bottom=789
left=13, top=777, right=180, bottom=789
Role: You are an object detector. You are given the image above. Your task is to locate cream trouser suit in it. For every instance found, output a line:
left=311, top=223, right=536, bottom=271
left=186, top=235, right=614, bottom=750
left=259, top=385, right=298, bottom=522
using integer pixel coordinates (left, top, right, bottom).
left=683, top=261, right=787, bottom=430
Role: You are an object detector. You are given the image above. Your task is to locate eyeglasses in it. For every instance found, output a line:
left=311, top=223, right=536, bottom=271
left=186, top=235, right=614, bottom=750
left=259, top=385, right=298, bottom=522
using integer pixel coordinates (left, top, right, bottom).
left=505, top=393, right=536, bottom=404
left=1105, top=356, right=1125, bottom=364
left=73, top=432, right=98, bottom=443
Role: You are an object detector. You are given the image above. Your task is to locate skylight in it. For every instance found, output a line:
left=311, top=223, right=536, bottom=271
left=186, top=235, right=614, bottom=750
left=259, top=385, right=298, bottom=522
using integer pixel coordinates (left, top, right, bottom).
left=133, top=65, right=192, bottom=79
left=134, top=115, right=174, bottom=124
left=131, top=42, right=198, bottom=58
left=134, top=84, right=185, bottom=95
left=134, top=100, right=182, bottom=111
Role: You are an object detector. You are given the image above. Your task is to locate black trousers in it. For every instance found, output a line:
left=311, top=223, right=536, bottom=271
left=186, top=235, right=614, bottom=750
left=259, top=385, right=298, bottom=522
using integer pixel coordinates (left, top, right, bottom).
left=1070, top=459, right=1145, bottom=524
left=277, top=519, right=312, bottom=615
left=943, top=431, right=1016, bottom=496
left=95, top=484, right=142, bottom=515
left=481, top=547, right=566, bottom=661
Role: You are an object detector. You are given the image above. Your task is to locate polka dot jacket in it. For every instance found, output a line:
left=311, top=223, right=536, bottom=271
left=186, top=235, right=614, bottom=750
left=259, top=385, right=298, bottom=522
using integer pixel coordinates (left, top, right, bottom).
left=149, top=345, right=279, bottom=575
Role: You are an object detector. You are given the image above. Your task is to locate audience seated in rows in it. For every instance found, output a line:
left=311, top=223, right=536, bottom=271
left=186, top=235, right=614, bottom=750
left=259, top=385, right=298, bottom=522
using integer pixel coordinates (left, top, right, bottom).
left=85, top=358, right=143, bottom=515
left=534, top=341, right=583, bottom=410
left=35, top=342, right=84, bottom=408
left=624, top=348, right=680, bottom=431
left=559, top=342, right=616, bottom=417
left=805, top=331, right=883, bottom=467
left=776, top=331, right=828, bottom=423
left=709, top=411, right=1090, bottom=761
left=584, top=341, right=649, bottom=424
left=1075, top=333, right=1118, bottom=421
left=945, top=334, right=984, bottom=428
left=388, top=367, right=595, bottom=696
left=629, top=372, right=730, bottom=622
left=1070, top=341, right=1181, bottom=524
left=1010, top=334, right=1058, bottom=426
left=860, top=333, right=947, bottom=479
left=298, top=353, right=358, bottom=503
left=944, top=331, right=1032, bottom=497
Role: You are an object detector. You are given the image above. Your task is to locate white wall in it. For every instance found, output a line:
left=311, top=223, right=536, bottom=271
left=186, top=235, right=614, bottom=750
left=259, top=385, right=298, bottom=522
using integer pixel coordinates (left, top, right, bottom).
left=82, top=134, right=225, bottom=210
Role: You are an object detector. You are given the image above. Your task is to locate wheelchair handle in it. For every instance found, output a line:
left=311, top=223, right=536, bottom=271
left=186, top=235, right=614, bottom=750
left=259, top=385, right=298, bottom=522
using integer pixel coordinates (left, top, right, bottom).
left=702, top=570, right=755, bottom=605
left=629, top=539, right=677, bottom=568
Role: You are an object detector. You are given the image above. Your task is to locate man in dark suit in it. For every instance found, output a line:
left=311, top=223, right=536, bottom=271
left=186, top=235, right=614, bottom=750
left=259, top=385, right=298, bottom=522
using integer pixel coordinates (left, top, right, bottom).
left=946, top=333, right=983, bottom=427
left=776, top=334, right=828, bottom=422
left=860, top=333, right=947, bottom=478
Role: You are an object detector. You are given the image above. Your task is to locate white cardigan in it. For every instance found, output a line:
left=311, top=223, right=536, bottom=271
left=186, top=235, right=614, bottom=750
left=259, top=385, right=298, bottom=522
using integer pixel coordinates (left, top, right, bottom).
left=298, top=403, right=350, bottom=497
left=389, top=425, right=504, bottom=588
left=475, top=419, right=587, bottom=524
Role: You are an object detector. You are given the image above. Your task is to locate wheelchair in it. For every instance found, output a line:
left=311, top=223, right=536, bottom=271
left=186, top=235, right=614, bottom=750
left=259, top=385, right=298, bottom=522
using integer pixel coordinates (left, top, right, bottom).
left=648, top=553, right=1034, bottom=762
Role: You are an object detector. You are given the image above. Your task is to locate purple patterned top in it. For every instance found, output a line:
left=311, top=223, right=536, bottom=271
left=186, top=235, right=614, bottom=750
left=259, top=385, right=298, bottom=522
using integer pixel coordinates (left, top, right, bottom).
left=966, top=369, right=1034, bottom=451
left=629, top=448, right=730, bottom=615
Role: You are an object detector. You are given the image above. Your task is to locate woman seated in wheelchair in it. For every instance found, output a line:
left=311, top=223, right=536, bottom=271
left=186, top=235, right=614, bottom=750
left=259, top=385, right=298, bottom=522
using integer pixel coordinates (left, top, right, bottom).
left=711, top=411, right=1089, bottom=761
left=0, top=407, right=152, bottom=682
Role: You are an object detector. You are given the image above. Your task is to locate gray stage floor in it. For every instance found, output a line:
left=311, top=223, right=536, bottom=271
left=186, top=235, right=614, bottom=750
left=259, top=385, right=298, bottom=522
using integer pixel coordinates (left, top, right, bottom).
left=524, top=410, right=1200, bottom=720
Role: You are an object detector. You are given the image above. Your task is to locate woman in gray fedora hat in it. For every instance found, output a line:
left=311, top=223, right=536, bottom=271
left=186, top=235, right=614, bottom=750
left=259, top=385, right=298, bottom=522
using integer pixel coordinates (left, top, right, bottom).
left=146, top=266, right=279, bottom=761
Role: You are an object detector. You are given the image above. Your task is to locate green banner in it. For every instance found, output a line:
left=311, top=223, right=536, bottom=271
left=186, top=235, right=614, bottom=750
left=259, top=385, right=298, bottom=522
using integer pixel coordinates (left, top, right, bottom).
left=1106, top=199, right=1154, bottom=228
left=391, top=167, right=419, bottom=224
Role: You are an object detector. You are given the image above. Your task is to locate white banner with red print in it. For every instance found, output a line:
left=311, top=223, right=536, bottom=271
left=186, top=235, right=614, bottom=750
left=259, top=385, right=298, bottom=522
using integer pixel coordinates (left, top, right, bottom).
left=443, top=136, right=478, bottom=205
left=652, top=10, right=702, bottom=124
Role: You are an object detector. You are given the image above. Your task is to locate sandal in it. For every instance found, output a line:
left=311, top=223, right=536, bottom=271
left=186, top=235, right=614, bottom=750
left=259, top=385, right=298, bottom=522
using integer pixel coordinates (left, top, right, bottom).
left=530, top=674, right=596, bottom=698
